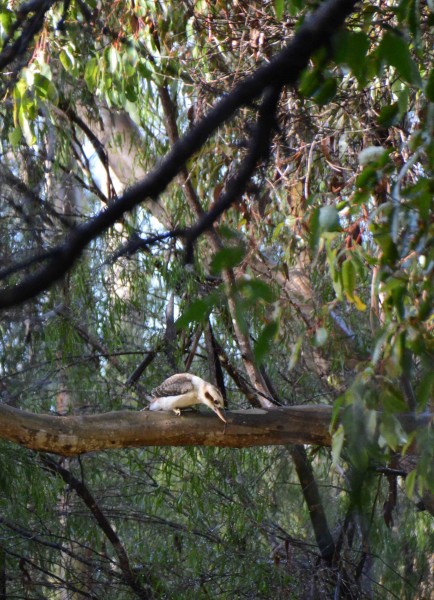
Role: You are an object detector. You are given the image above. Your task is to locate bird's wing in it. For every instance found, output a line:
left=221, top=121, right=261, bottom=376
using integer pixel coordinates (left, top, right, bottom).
left=152, top=374, right=196, bottom=397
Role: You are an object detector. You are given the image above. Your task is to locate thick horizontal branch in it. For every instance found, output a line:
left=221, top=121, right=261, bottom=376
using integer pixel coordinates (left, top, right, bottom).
left=0, top=403, right=430, bottom=457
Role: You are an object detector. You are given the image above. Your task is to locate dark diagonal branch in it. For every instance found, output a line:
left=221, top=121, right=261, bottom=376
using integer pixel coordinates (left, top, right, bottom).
left=0, top=0, right=359, bottom=309
left=41, top=455, right=154, bottom=600
left=0, top=0, right=57, bottom=71
left=290, top=445, right=336, bottom=562
left=185, top=85, right=281, bottom=263
left=108, top=230, right=182, bottom=263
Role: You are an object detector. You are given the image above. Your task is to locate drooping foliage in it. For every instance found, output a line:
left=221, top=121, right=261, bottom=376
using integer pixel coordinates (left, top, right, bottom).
left=0, top=0, right=433, bottom=597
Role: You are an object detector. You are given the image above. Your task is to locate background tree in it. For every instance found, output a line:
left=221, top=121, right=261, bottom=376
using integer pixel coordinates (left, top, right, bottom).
left=0, top=0, right=433, bottom=598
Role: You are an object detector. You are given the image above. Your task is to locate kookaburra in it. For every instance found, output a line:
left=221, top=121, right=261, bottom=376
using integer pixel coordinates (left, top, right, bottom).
left=149, top=373, right=226, bottom=423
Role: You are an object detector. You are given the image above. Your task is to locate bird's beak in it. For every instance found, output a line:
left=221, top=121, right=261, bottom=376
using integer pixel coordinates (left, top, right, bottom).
left=212, top=405, right=227, bottom=423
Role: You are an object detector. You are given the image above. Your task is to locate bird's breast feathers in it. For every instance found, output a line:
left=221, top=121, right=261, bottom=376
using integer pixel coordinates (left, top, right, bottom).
left=149, top=391, right=199, bottom=411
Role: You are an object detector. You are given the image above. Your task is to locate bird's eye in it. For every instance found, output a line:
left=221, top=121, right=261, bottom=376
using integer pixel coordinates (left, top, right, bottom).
left=205, top=391, right=218, bottom=404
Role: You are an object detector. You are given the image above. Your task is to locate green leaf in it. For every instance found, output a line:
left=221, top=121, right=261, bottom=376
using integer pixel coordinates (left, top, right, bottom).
left=378, top=31, right=422, bottom=86
left=299, top=68, right=321, bottom=97
left=34, top=74, right=58, bottom=103
left=342, top=259, right=356, bottom=297
left=274, top=0, right=284, bottom=21
left=59, top=49, right=74, bottom=72
left=416, top=370, right=434, bottom=411
left=405, top=469, right=417, bottom=498
left=377, top=102, right=400, bottom=127
left=397, top=88, right=409, bottom=115
left=333, top=30, right=370, bottom=83
left=254, top=321, right=279, bottom=364
left=313, top=77, right=337, bottom=105
left=372, top=231, right=398, bottom=262
left=176, top=295, right=217, bottom=328
left=16, top=77, right=28, bottom=97
left=210, top=246, right=245, bottom=274
left=125, top=84, right=138, bottom=102
left=107, top=45, right=119, bottom=74
left=239, top=279, right=275, bottom=303
left=426, top=68, right=434, bottom=102
left=272, top=221, right=285, bottom=241
left=18, top=111, right=35, bottom=146
left=286, top=0, right=304, bottom=16
left=331, top=425, right=345, bottom=466
left=0, top=8, right=13, bottom=38
left=319, top=205, right=340, bottom=232
left=379, top=413, right=407, bottom=451
left=382, top=389, right=408, bottom=413
left=331, top=394, right=346, bottom=430
left=288, top=336, right=302, bottom=371
left=324, top=238, right=342, bottom=299
left=8, top=126, right=22, bottom=147
left=84, top=57, right=99, bottom=92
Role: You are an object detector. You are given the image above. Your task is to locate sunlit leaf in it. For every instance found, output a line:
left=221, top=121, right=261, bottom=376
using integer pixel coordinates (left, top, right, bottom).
left=59, top=49, right=74, bottom=72
left=405, top=469, right=417, bottom=498
left=352, top=294, right=367, bottom=311
left=8, top=126, right=22, bottom=147
left=342, top=259, right=356, bottom=297
left=107, top=45, right=119, bottom=74
left=274, top=0, right=284, bottom=21
left=84, top=57, right=99, bottom=91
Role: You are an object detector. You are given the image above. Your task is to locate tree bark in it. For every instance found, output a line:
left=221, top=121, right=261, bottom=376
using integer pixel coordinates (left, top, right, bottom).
left=290, top=445, right=335, bottom=562
left=0, top=403, right=429, bottom=457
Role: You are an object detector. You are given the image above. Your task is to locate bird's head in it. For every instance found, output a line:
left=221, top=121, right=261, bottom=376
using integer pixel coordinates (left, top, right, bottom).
left=200, top=383, right=226, bottom=423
